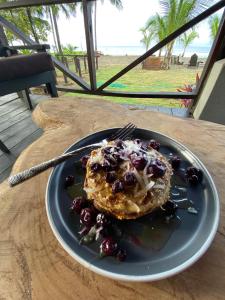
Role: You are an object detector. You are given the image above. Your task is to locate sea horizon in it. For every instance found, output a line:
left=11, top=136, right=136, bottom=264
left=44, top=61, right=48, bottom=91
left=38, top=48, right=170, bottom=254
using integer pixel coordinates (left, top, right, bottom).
left=93, top=44, right=211, bottom=57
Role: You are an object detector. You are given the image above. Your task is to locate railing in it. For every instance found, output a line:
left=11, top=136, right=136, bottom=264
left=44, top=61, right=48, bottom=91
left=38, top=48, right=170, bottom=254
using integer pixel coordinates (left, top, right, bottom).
left=0, top=0, right=225, bottom=110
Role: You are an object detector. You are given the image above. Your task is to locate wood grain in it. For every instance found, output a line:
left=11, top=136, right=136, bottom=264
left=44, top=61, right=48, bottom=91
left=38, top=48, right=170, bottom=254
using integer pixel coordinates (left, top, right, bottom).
left=0, top=97, right=225, bottom=300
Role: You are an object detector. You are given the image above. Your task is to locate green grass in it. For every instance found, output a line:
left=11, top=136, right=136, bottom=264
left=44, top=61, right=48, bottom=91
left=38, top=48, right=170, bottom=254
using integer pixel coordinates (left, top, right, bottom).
left=57, top=59, right=201, bottom=108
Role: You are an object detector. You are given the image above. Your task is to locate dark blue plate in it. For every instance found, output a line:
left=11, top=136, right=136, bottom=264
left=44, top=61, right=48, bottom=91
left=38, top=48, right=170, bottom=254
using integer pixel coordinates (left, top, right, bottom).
left=46, top=128, right=219, bottom=281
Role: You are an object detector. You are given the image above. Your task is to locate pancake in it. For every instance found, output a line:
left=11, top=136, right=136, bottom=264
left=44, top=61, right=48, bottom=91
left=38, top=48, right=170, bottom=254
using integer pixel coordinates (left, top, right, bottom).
left=83, top=140, right=172, bottom=220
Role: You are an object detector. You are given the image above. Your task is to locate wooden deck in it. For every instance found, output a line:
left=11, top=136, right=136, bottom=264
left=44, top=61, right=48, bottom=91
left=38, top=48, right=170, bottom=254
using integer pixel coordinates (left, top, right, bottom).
left=0, top=93, right=47, bottom=183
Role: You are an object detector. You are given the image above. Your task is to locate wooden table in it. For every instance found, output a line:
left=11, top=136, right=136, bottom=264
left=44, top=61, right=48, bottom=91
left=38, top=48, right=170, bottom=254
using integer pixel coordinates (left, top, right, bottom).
left=0, top=98, right=225, bottom=300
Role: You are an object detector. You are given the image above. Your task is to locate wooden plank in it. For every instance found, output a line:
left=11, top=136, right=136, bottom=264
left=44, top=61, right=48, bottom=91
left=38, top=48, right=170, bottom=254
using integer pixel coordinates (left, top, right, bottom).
left=0, top=117, right=39, bottom=147
left=56, top=86, right=196, bottom=99
left=171, top=108, right=189, bottom=117
left=0, top=129, right=43, bottom=177
left=0, top=166, right=12, bottom=183
left=0, top=106, right=28, bottom=124
left=0, top=98, right=24, bottom=117
left=0, top=109, right=31, bottom=132
left=0, top=93, right=19, bottom=105
left=0, top=152, right=14, bottom=174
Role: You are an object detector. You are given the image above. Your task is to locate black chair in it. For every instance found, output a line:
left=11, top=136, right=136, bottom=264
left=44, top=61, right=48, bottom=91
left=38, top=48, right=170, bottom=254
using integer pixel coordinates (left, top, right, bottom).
left=0, top=44, right=58, bottom=153
left=0, top=44, right=58, bottom=109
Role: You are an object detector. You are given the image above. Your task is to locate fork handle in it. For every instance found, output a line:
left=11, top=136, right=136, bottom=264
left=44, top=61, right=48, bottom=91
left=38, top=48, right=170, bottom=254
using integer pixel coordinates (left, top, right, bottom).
left=8, top=142, right=102, bottom=187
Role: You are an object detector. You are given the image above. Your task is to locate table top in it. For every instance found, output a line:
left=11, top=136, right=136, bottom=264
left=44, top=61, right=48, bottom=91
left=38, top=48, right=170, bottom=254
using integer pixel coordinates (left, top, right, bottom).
left=0, top=98, right=225, bottom=300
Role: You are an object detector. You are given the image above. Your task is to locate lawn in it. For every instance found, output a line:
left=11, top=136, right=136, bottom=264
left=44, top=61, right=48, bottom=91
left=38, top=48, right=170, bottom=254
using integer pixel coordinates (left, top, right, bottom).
left=56, top=55, right=202, bottom=107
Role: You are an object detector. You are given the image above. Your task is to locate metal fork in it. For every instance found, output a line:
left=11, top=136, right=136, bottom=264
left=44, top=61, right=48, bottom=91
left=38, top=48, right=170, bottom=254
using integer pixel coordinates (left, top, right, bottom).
left=8, top=123, right=137, bottom=187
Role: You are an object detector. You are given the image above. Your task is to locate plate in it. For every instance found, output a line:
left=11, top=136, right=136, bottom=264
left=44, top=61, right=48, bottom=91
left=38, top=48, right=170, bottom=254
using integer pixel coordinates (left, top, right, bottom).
left=46, top=128, right=219, bottom=281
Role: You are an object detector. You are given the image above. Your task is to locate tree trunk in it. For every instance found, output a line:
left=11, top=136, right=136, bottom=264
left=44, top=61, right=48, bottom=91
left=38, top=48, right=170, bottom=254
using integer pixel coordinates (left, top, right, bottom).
left=48, top=7, right=58, bottom=53
left=164, top=41, right=174, bottom=69
left=51, top=8, right=67, bottom=83
left=94, top=1, right=97, bottom=52
left=52, top=8, right=63, bottom=54
left=182, top=46, right=187, bottom=57
left=26, top=8, right=39, bottom=43
left=158, top=48, right=162, bottom=57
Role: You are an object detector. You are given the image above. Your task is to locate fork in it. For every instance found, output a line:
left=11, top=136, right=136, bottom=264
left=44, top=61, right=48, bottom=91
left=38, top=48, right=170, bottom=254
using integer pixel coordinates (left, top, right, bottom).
left=8, top=123, right=137, bottom=187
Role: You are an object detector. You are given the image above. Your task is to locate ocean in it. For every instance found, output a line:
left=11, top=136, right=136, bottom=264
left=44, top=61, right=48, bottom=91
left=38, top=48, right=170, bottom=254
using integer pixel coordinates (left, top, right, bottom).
left=97, top=45, right=211, bottom=57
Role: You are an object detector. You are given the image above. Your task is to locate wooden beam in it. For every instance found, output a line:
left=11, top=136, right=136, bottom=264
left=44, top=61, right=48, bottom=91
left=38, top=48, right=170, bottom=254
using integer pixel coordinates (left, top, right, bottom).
left=97, top=0, right=225, bottom=91
left=56, top=86, right=196, bottom=99
left=82, top=0, right=97, bottom=90
left=0, top=0, right=94, bottom=10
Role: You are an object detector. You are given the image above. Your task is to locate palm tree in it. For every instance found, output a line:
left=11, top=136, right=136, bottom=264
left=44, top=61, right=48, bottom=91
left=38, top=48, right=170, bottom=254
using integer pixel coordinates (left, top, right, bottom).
left=140, top=27, right=155, bottom=52
left=47, top=4, right=77, bottom=54
left=145, top=0, right=211, bottom=68
left=93, top=0, right=123, bottom=52
left=209, top=15, right=220, bottom=40
left=180, top=30, right=199, bottom=57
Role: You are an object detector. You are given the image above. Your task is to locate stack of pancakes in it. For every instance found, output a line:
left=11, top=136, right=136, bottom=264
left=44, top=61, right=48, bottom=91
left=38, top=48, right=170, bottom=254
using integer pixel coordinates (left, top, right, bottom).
left=84, top=140, right=172, bottom=220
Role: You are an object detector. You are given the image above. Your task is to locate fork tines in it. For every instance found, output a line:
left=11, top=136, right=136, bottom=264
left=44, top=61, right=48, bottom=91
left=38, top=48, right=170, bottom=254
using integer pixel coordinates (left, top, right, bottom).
left=109, top=123, right=137, bottom=141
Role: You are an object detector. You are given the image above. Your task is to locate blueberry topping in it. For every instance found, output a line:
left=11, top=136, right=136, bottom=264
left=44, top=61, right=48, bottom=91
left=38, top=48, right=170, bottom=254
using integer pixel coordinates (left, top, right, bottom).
left=148, top=160, right=166, bottom=178
left=106, top=171, right=117, bottom=183
left=134, top=139, right=141, bottom=144
left=112, top=180, right=124, bottom=193
left=131, top=157, right=147, bottom=171
left=80, top=208, right=95, bottom=226
left=170, top=155, right=181, bottom=169
left=102, top=147, right=112, bottom=155
left=115, top=139, right=124, bottom=149
left=70, top=196, right=86, bottom=214
left=96, top=213, right=111, bottom=227
left=162, top=200, right=177, bottom=216
left=80, top=155, right=90, bottom=169
left=102, top=160, right=112, bottom=172
left=91, top=163, right=102, bottom=172
left=124, top=172, right=137, bottom=186
left=100, top=237, right=118, bottom=256
left=64, top=175, right=75, bottom=187
left=186, top=167, right=202, bottom=184
left=187, top=174, right=199, bottom=185
left=149, top=139, right=160, bottom=151
left=116, top=249, right=127, bottom=261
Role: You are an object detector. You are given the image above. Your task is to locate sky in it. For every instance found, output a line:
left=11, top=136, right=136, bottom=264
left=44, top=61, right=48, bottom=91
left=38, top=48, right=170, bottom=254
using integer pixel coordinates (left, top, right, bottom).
left=49, top=0, right=216, bottom=52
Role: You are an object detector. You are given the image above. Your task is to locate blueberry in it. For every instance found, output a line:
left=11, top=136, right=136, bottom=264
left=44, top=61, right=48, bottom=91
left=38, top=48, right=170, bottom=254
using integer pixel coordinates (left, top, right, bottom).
left=116, top=249, right=127, bottom=261
left=80, top=155, right=90, bottom=169
left=91, top=163, right=102, bottom=172
left=96, top=213, right=111, bottom=227
left=134, top=139, right=141, bottom=144
left=70, top=197, right=86, bottom=214
left=187, top=174, right=199, bottom=185
left=186, top=167, right=202, bottom=184
left=100, top=237, right=118, bottom=256
left=102, top=147, right=112, bottom=155
left=112, top=180, right=124, bottom=193
left=149, top=139, right=160, bottom=151
left=170, top=155, right=181, bottom=169
left=115, top=140, right=124, bottom=149
left=106, top=171, right=117, bottom=183
left=131, top=157, right=147, bottom=171
left=102, top=160, right=112, bottom=172
left=148, top=160, right=166, bottom=178
left=124, top=172, right=137, bottom=186
left=64, top=175, right=75, bottom=187
left=80, top=208, right=95, bottom=226
left=162, top=200, right=177, bottom=216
